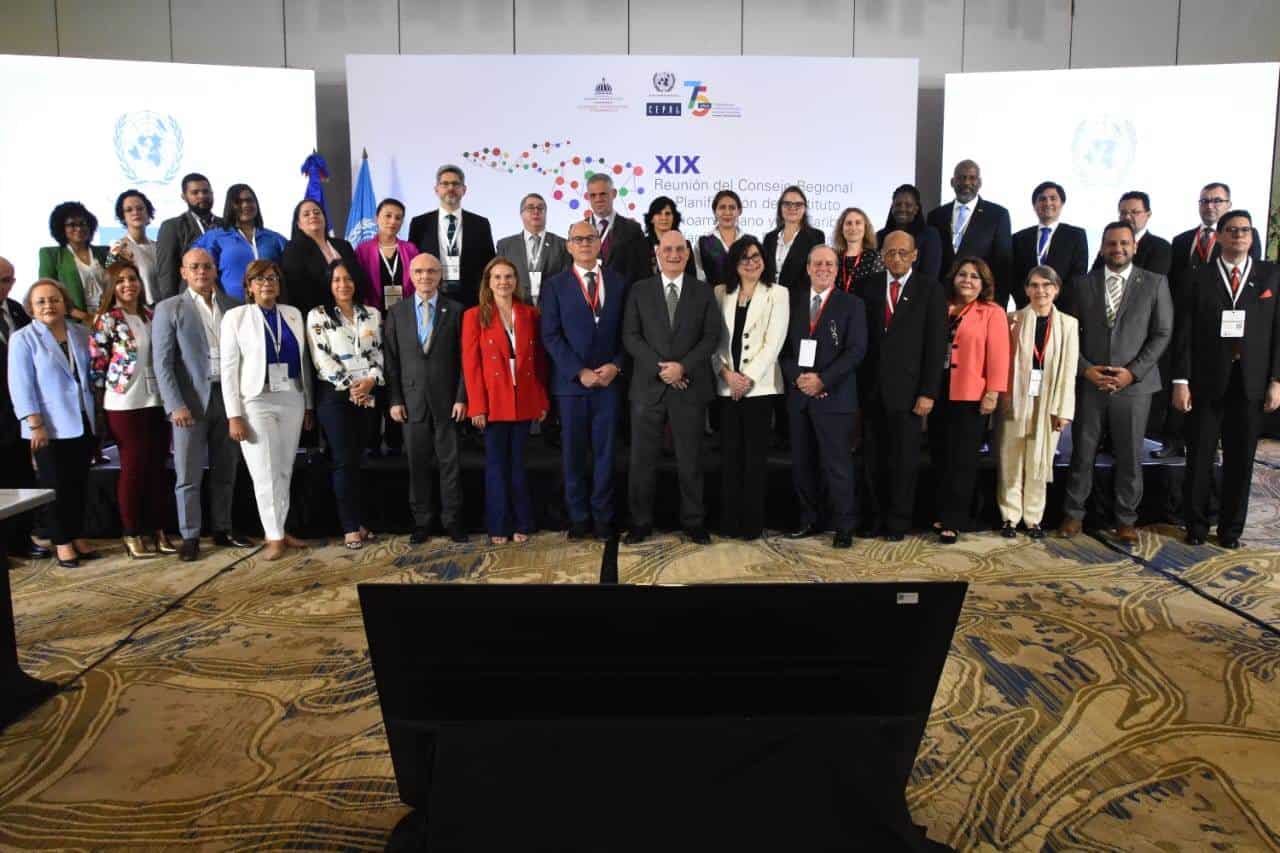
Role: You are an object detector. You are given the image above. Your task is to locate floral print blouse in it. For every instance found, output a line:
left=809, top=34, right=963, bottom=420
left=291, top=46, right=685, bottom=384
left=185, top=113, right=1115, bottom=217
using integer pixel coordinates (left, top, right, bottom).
left=305, top=304, right=386, bottom=391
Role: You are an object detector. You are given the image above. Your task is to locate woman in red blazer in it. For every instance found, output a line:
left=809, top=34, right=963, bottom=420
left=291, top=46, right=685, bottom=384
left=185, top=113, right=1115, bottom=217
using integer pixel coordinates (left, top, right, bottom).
left=462, top=257, right=550, bottom=544
left=930, top=257, right=1010, bottom=543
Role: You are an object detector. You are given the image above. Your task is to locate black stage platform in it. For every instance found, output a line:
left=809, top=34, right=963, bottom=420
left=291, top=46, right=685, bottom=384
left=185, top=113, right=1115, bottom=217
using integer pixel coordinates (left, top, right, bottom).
left=77, top=432, right=1206, bottom=540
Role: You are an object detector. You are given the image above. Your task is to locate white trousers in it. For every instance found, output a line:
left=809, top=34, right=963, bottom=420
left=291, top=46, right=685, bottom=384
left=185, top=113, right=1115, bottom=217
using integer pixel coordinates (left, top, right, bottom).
left=239, top=388, right=304, bottom=541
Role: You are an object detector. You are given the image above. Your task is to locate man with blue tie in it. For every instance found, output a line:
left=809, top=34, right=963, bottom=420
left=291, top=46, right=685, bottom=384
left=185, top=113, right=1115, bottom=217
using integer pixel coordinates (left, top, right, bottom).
left=1011, top=181, right=1088, bottom=312
left=541, top=221, right=628, bottom=539
left=383, top=253, right=469, bottom=544
left=928, top=160, right=1014, bottom=307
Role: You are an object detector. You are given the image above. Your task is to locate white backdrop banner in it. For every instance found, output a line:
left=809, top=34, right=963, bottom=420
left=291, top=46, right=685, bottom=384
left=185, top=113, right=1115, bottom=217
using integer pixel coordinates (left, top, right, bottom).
left=0, top=54, right=316, bottom=298
left=346, top=55, right=918, bottom=242
left=942, top=63, right=1279, bottom=256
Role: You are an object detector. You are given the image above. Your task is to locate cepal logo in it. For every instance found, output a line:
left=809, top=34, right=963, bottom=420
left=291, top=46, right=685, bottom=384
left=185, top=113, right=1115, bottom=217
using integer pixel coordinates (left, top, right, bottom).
left=683, top=80, right=711, bottom=117
left=655, top=155, right=700, bottom=175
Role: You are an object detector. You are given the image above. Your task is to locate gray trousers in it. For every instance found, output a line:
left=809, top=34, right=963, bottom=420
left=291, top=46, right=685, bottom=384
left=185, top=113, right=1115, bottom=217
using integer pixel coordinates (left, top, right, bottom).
left=172, top=387, right=238, bottom=540
left=1063, top=383, right=1152, bottom=527
left=404, top=409, right=462, bottom=529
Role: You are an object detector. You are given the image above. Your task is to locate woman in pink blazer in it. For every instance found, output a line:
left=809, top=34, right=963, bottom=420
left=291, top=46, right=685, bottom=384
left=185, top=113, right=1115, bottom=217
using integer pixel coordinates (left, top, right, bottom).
left=930, top=256, right=1010, bottom=543
left=353, top=198, right=419, bottom=311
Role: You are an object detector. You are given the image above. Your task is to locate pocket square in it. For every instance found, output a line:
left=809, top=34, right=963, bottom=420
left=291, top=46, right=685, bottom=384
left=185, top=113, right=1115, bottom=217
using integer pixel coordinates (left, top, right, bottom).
left=1262, top=289, right=1273, bottom=299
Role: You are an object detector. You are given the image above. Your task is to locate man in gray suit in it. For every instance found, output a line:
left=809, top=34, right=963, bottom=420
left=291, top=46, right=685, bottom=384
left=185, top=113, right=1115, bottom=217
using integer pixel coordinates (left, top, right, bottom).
left=495, top=193, right=571, bottom=304
left=383, top=253, right=469, bottom=544
left=622, top=230, right=721, bottom=544
left=152, top=248, right=249, bottom=560
left=1060, top=221, right=1173, bottom=544
left=154, top=173, right=222, bottom=302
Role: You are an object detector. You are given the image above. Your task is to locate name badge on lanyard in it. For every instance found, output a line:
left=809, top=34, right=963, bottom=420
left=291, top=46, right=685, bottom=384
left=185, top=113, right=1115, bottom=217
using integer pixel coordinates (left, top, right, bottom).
left=444, top=256, right=462, bottom=281
left=798, top=339, right=817, bottom=368
left=209, top=345, right=220, bottom=379
left=1218, top=258, right=1248, bottom=338
left=264, top=310, right=291, bottom=392
left=529, top=271, right=542, bottom=302
left=1221, top=311, right=1245, bottom=338
left=1028, top=369, right=1043, bottom=397
left=383, top=285, right=403, bottom=308
left=1030, top=311, right=1051, bottom=397
left=143, top=366, right=158, bottom=397
left=244, top=227, right=259, bottom=261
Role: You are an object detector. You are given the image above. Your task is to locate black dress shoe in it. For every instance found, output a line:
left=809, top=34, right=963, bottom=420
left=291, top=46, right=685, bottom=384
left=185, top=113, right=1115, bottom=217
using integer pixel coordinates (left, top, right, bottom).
left=832, top=530, right=853, bottom=549
left=56, top=555, right=80, bottom=568
left=1185, top=533, right=1206, bottom=546
left=785, top=524, right=822, bottom=539
left=179, top=538, right=200, bottom=561
left=685, top=527, right=711, bottom=545
left=408, top=527, right=431, bottom=545
left=566, top=521, right=592, bottom=540
left=623, top=527, right=651, bottom=545
left=883, top=532, right=905, bottom=542
left=1026, top=525, right=1045, bottom=540
left=213, top=531, right=254, bottom=548
left=1218, top=536, right=1241, bottom=549
left=1151, top=440, right=1186, bottom=459
left=1000, top=522, right=1017, bottom=539
left=448, top=527, right=468, bottom=543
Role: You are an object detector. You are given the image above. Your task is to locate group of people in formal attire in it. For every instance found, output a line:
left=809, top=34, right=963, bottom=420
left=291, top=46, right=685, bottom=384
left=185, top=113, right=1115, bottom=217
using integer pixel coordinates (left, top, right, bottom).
left=2, top=159, right=1276, bottom=565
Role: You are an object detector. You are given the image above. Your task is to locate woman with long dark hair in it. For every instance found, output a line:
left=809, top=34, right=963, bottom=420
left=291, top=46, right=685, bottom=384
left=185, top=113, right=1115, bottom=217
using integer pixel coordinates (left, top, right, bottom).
left=762, top=185, right=825, bottom=291
left=194, top=183, right=288, bottom=301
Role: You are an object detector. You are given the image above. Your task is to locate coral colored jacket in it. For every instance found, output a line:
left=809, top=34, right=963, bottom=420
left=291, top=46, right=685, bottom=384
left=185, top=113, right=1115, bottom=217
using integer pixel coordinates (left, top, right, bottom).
left=462, top=301, right=550, bottom=422
left=946, top=299, right=1010, bottom=401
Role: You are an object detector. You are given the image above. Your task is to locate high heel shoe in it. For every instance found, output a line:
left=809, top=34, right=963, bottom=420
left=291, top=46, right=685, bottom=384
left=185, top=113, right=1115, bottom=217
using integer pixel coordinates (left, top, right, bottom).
left=122, top=536, right=158, bottom=559
left=153, top=532, right=178, bottom=554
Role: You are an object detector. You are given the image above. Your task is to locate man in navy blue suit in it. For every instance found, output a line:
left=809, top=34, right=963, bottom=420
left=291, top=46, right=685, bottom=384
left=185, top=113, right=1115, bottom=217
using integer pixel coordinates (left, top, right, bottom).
left=540, top=220, right=628, bottom=540
left=780, top=245, right=867, bottom=548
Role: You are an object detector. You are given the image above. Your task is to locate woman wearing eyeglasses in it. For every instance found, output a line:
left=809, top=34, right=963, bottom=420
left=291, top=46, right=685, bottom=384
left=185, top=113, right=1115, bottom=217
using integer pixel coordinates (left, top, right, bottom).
left=38, top=201, right=111, bottom=323
left=220, top=260, right=314, bottom=560
left=106, top=190, right=160, bottom=306
left=195, top=184, right=288, bottom=302
left=762, top=186, right=825, bottom=292
left=713, top=236, right=789, bottom=540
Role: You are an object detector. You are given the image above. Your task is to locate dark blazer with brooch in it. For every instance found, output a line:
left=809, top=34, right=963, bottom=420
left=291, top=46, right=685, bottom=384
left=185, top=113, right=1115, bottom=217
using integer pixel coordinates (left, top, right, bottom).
left=406, top=210, right=497, bottom=309
left=927, top=198, right=1013, bottom=305
left=779, top=287, right=867, bottom=414
left=1173, top=259, right=1280, bottom=401
left=382, top=293, right=467, bottom=424
left=279, top=236, right=366, bottom=321
left=762, top=225, right=826, bottom=292
left=622, top=272, right=721, bottom=407
left=155, top=212, right=224, bottom=301
left=1073, top=266, right=1173, bottom=396
left=856, top=271, right=947, bottom=413
left=1012, top=223, right=1089, bottom=312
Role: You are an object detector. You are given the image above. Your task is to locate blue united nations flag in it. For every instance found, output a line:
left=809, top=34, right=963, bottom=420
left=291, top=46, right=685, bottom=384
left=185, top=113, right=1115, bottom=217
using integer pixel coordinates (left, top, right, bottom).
left=346, top=149, right=377, bottom=245
left=114, top=111, right=183, bottom=184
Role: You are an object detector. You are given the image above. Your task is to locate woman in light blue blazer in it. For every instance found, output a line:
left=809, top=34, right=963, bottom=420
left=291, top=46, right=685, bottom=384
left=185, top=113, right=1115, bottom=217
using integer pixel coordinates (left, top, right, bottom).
left=7, top=279, right=99, bottom=567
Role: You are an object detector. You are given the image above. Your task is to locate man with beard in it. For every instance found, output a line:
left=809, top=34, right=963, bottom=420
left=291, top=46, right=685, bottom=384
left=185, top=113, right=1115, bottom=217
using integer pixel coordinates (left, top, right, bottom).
left=155, top=172, right=222, bottom=301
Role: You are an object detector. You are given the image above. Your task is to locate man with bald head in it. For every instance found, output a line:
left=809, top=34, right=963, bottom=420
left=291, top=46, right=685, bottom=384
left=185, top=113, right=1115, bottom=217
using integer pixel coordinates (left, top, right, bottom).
left=779, top=245, right=867, bottom=548
left=153, top=248, right=247, bottom=560
left=383, top=252, right=468, bottom=544
left=856, top=231, right=947, bottom=540
left=621, top=229, right=720, bottom=544
left=928, top=159, right=1014, bottom=306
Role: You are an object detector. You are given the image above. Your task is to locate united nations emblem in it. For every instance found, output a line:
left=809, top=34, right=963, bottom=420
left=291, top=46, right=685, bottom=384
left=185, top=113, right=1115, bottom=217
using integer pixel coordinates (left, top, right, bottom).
left=1070, top=116, right=1136, bottom=188
left=113, top=111, right=184, bottom=184
left=652, top=71, right=676, bottom=93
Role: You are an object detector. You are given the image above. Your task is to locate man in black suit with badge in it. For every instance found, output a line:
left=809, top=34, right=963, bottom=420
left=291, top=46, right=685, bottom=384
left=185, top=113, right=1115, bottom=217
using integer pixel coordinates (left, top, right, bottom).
left=1012, top=181, right=1088, bottom=312
left=586, top=173, right=645, bottom=283
left=780, top=245, right=867, bottom=548
left=407, top=165, right=496, bottom=309
left=928, top=159, right=1014, bottom=307
left=1171, top=210, right=1280, bottom=549
left=621, top=230, right=721, bottom=545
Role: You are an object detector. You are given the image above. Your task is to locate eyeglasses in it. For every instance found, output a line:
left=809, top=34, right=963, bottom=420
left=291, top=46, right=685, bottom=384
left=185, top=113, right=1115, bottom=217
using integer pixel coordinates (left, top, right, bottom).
left=250, top=274, right=280, bottom=284
left=522, top=205, right=547, bottom=213
left=184, top=262, right=214, bottom=271
left=739, top=253, right=763, bottom=263
left=1221, top=225, right=1252, bottom=236
left=437, top=180, right=464, bottom=189
left=0, top=276, right=15, bottom=285
left=1198, top=197, right=1228, bottom=205
left=882, top=249, right=914, bottom=258
left=65, top=220, right=90, bottom=229
left=233, top=197, right=257, bottom=206
left=780, top=201, right=806, bottom=209
left=568, top=235, right=600, bottom=245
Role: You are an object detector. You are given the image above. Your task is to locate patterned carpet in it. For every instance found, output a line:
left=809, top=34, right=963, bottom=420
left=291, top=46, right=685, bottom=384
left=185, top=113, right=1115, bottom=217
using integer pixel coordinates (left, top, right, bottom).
left=3, top=445, right=1280, bottom=850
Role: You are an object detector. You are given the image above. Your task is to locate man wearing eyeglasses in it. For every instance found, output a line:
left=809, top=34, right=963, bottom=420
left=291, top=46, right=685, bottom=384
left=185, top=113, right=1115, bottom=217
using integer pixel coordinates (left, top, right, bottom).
left=540, top=221, right=628, bottom=540
left=1171, top=210, right=1280, bottom=549
left=496, top=193, right=571, bottom=305
left=407, top=165, right=495, bottom=309
left=152, top=248, right=251, bottom=561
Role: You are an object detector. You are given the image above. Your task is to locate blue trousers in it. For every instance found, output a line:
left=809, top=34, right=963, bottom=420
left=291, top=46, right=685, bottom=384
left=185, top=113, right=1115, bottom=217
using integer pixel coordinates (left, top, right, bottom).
left=558, top=391, right=618, bottom=526
left=315, top=384, right=372, bottom=534
left=484, top=420, right=535, bottom=537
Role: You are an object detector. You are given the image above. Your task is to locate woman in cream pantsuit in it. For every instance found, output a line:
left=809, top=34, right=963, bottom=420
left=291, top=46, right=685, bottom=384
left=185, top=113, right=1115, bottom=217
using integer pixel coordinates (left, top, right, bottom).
left=221, top=259, right=314, bottom=561
left=997, top=265, right=1078, bottom=539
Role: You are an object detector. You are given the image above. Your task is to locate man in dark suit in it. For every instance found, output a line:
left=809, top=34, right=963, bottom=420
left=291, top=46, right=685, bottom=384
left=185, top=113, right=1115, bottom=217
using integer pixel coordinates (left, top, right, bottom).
left=0, top=255, right=46, bottom=558
left=383, top=253, right=469, bottom=544
left=1089, top=191, right=1173, bottom=277
left=856, top=232, right=946, bottom=541
left=1012, top=181, right=1088, bottom=312
left=407, top=165, right=495, bottom=309
left=621, top=230, right=721, bottom=544
left=928, top=159, right=1013, bottom=306
left=496, top=193, right=572, bottom=305
left=1172, top=210, right=1280, bottom=549
left=541, top=221, right=628, bottom=539
left=586, top=173, right=644, bottom=282
left=1060, top=223, right=1173, bottom=544
left=779, top=246, right=867, bottom=548
left=154, top=172, right=222, bottom=302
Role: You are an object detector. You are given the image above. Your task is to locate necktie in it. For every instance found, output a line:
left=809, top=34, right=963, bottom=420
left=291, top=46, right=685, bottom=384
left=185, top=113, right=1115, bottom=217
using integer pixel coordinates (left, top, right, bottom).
left=419, top=299, right=434, bottom=351
left=1230, top=266, right=1241, bottom=299
left=1197, top=227, right=1215, bottom=263
left=598, top=218, right=608, bottom=238
left=887, top=279, right=901, bottom=328
left=666, top=282, right=679, bottom=326
left=810, top=294, right=822, bottom=326
left=528, top=233, right=542, bottom=269
left=446, top=214, right=458, bottom=256
left=1105, top=274, right=1122, bottom=327
left=1037, top=226, right=1051, bottom=260
left=953, top=205, right=969, bottom=251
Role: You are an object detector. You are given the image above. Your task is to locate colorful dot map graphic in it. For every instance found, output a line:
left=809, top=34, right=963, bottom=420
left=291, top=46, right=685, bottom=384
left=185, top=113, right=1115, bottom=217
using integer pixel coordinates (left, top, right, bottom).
left=462, top=139, right=646, bottom=212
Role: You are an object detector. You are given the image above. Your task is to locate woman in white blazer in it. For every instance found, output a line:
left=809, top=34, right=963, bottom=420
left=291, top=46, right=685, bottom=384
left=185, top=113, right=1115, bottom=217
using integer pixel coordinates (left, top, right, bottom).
left=712, top=236, right=789, bottom=539
left=220, top=259, right=314, bottom=561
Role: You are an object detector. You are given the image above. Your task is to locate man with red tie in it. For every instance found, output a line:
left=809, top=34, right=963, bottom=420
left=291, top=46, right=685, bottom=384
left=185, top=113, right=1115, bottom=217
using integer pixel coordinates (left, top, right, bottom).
left=585, top=173, right=644, bottom=283
left=1171, top=210, right=1280, bottom=549
left=856, top=232, right=946, bottom=540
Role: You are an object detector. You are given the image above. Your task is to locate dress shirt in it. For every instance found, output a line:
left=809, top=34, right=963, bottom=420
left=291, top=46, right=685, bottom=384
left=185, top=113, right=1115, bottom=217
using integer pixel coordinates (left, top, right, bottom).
left=1134, top=228, right=1148, bottom=244
left=952, top=196, right=980, bottom=241
left=885, top=267, right=914, bottom=305
left=661, top=274, right=684, bottom=301
left=0, top=302, right=14, bottom=342
left=594, top=214, right=615, bottom=240
left=807, top=286, right=834, bottom=326
left=194, top=226, right=288, bottom=301
left=524, top=229, right=547, bottom=269
left=189, top=288, right=223, bottom=380
left=438, top=207, right=463, bottom=264
left=574, top=262, right=606, bottom=309
left=1034, top=221, right=1059, bottom=261
left=415, top=292, right=438, bottom=348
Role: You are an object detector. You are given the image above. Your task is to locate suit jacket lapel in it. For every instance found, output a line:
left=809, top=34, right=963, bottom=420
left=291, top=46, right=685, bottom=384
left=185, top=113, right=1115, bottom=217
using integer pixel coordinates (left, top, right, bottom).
left=1113, top=268, right=1142, bottom=326
left=36, top=322, right=75, bottom=380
